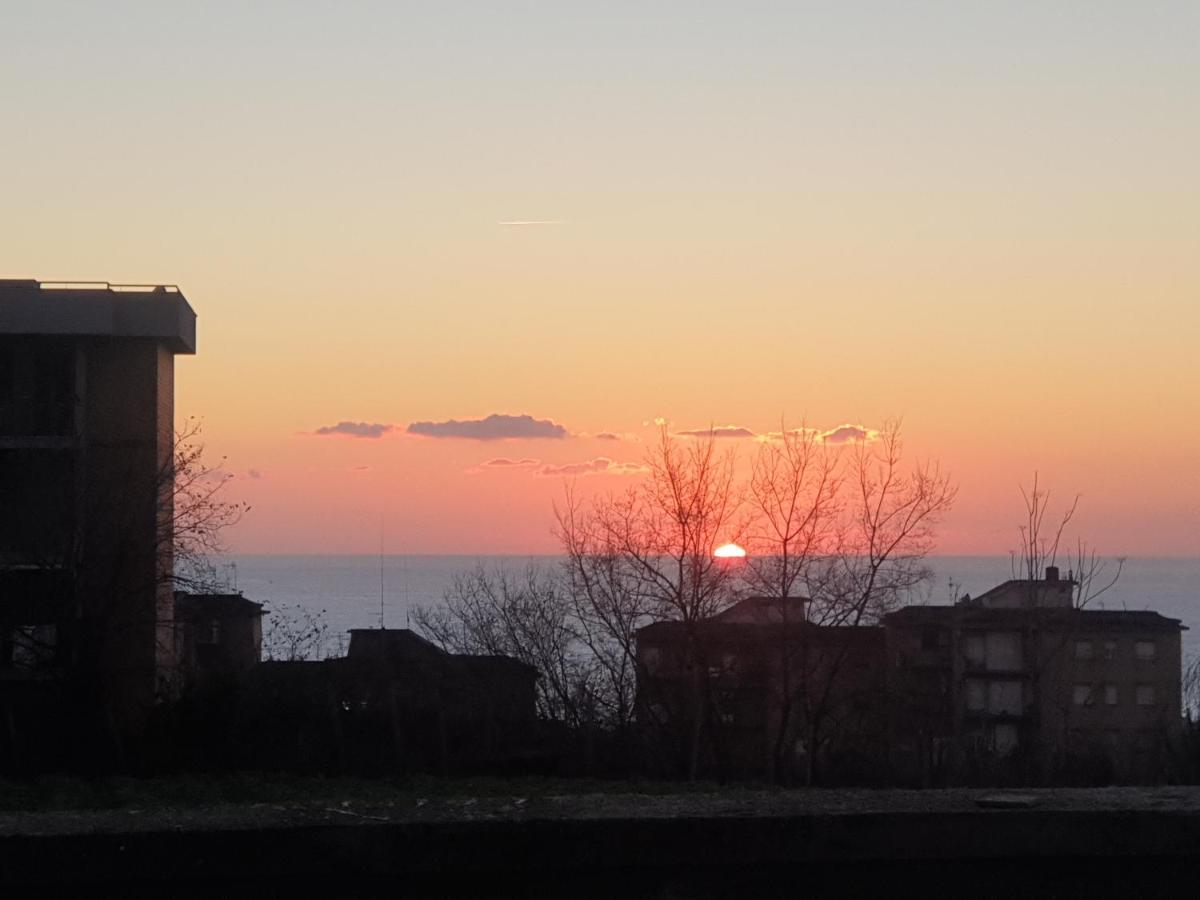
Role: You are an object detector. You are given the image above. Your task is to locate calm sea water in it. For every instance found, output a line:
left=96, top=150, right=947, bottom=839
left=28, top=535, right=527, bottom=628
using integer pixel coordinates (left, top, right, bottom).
left=221, top=555, right=1200, bottom=661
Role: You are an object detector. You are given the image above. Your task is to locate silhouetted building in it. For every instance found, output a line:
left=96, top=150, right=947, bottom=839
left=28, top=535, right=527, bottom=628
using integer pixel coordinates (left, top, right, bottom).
left=0, top=279, right=195, bottom=731
left=235, top=629, right=539, bottom=773
left=174, top=592, right=263, bottom=689
left=884, top=567, right=1186, bottom=783
left=343, top=627, right=539, bottom=732
left=636, top=597, right=886, bottom=780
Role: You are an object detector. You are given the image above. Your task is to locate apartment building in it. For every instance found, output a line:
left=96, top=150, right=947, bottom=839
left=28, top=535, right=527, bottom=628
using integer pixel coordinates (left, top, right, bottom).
left=0, top=279, right=196, bottom=731
left=884, top=567, right=1185, bottom=782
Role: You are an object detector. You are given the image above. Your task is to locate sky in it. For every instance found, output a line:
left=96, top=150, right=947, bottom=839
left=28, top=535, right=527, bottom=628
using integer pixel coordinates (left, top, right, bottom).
left=1, top=2, right=1197, bottom=556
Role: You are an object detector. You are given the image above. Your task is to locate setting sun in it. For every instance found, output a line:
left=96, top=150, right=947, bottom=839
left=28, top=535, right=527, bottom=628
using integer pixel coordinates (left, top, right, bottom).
left=713, top=543, right=747, bottom=559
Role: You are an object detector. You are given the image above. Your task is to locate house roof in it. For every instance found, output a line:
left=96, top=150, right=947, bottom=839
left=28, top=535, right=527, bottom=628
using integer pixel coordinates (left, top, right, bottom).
left=713, top=596, right=809, bottom=624
left=347, top=628, right=448, bottom=661
left=174, top=592, right=263, bottom=619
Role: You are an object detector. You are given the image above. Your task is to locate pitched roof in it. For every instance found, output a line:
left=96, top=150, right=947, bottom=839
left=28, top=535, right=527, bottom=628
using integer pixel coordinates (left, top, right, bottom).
left=174, top=592, right=263, bottom=619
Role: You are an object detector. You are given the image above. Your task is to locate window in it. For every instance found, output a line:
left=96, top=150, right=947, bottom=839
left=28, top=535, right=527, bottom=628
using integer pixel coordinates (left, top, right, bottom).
left=7, top=624, right=57, bottom=670
left=1074, top=640, right=1093, bottom=660
left=716, top=691, right=737, bottom=725
left=964, top=635, right=985, bottom=667
left=1134, top=641, right=1157, bottom=661
left=197, top=619, right=221, bottom=645
left=1104, top=684, right=1119, bottom=706
left=985, top=632, right=1022, bottom=671
left=988, top=681, right=1023, bottom=715
left=965, top=679, right=986, bottom=711
left=1073, top=684, right=1094, bottom=707
left=993, top=723, right=1019, bottom=755
left=1102, top=640, right=1117, bottom=660
left=1135, top=685, right=1156, bottom=706
left=921, top=627, right=946, bottom=650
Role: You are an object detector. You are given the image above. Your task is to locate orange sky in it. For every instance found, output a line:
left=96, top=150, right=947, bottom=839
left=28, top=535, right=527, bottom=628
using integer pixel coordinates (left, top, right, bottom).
left=2, top=3, right=1197, bottom=555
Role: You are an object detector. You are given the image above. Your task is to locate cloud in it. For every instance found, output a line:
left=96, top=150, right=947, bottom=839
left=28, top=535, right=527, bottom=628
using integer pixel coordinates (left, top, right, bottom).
left=466, top=457, right=541, bottom=474
left=755, top=427, right=821, bottom=443
left=674, top=425, right=757, bottom=439
left=314, top=421, right=393, bottom=439
left=350, top=465, right=372, bottom=473
left=406, top=414, right=568, bottom=441
left=820, top=424, right=881, bottom=444
left=595, top=432, right=621, bottom=441
left=593, top=431, right=640, bottom=443
left=537, top=457, right=649, bottom=477
left=246, top=468, right=264, bottom=480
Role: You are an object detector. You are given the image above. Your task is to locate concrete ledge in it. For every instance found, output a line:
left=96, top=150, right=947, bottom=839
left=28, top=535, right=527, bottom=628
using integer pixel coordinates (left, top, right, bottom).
left=3, top=789, right=1200, bottom=893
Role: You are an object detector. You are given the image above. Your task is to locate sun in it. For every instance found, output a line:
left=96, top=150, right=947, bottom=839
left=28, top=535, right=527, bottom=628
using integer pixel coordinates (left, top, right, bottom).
left=713, top=542, right=747, bottom=559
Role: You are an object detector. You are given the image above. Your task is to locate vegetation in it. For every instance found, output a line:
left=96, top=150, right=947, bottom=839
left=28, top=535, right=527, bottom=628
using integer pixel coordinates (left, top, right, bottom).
left=416, top=419, right=957, bottom=781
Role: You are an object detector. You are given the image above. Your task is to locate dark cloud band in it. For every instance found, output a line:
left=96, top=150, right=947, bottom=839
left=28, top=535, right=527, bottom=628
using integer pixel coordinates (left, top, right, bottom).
left=407, top=413, right=568, bottom=441
left=314, top=421, right=393, bottom=438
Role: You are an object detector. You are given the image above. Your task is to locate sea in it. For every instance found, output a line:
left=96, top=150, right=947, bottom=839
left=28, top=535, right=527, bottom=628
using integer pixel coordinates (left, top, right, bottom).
left=220, top=555, right=1200, bottom=662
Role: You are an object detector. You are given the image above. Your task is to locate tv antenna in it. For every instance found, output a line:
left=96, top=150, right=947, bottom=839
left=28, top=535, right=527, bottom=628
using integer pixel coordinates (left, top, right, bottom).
left=378, top=518, right=386, bottom=629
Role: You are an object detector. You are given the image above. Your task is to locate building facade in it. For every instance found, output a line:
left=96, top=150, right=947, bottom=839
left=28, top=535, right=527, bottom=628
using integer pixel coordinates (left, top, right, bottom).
left=0, top=279, right=196, bottom=732
left=634, top=571, right=1186, bottom=784
left=884, top=567, right=1185, bottom=783
left=636, top=597, right=886, bottom=780
left=174, top=592, right=263, bottom=690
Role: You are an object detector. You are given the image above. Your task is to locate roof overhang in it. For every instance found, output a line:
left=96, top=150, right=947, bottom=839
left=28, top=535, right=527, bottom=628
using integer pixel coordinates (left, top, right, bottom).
left=0, top=280, right=197, bottom=354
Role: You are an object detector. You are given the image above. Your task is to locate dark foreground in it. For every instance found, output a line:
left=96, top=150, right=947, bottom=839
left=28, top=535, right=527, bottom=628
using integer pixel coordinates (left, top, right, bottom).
left=3, top=785, right=1200, bottom=897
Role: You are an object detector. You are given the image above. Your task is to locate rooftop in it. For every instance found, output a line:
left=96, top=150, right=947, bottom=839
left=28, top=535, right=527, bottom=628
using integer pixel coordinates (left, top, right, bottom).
left=884, top=604, right=1186, bottom=631
left=0, top=279, right=196, bottom=354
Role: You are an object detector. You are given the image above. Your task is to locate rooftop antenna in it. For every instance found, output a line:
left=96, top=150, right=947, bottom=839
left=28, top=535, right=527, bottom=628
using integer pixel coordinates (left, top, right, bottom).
left=379, top=517, right=386, bottom=630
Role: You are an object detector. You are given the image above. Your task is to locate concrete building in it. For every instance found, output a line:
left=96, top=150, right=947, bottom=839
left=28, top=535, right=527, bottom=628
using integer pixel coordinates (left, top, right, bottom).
left=884, top=567, right=1186, bottom=783
left=0, top=279, right=196, bottom=730
left=635, top=571, right=1186, bottom=784
left=173, top=592, right=263, bottom=690
left=232, top=628, right=540, bottom=773
left=636, top=597, right=886, bottom=780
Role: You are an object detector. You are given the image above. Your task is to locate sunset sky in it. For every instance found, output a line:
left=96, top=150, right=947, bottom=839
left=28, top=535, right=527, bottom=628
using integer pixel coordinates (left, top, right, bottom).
left=2, top=2, right=1197, bottom=555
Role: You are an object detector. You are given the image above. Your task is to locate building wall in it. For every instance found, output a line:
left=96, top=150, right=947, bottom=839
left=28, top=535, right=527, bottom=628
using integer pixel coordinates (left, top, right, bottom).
left=1036, top=627, right=1183, bottom=778
left=637, top=624, right=886, bottom=780
left=885, top=609, right=1184, bottom=783
left=80, top=338, right=177, bottom=724
left=0, top=335, right=178, bottom=729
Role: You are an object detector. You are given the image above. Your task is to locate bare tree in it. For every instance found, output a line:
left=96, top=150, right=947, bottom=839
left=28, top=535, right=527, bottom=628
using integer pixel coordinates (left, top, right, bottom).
left=555, top=485, right=645, bottom=733
left=745, top=420, right=956, bottom=783
left=1185, top=655, right=1200, bottom=721
left=1008, top=475, right=1130, bottom=781
left=823, top=423, right=957, bottom=626
left=413, top=563, right=596, bottom=726
left=263, top=603, right=332, bottom=662
left=165, top=417, right=250, bottom=594
left=740, top=422, right=840, bottom=779
left=594, top=425, right=744, bottom=626
left=1010, top=473, right=1124, bottom=608
left=743, top=423, right=841, bottom=603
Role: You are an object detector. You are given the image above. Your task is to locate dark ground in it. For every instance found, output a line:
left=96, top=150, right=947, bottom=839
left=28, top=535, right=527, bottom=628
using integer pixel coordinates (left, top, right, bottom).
left=3, top=779, right=1200, bottom=896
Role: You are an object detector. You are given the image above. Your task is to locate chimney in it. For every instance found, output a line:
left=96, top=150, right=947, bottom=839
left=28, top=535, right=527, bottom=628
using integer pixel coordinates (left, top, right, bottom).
left=1045, top=565, right=1059, bottom=582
